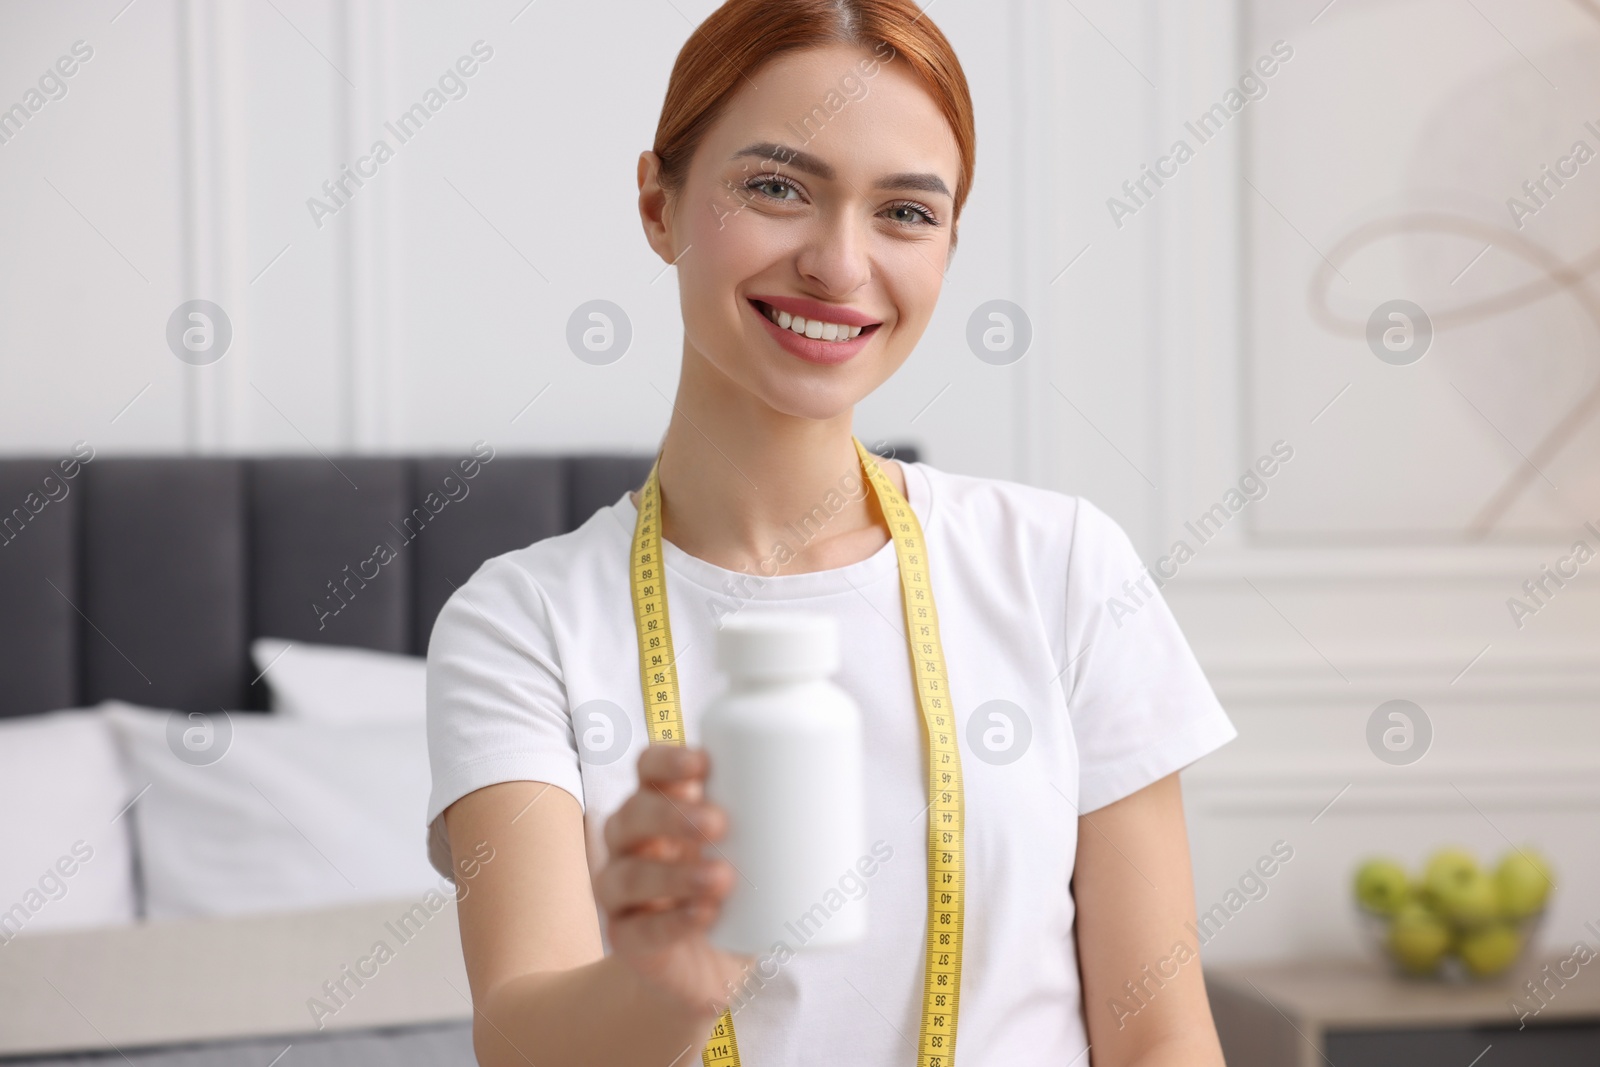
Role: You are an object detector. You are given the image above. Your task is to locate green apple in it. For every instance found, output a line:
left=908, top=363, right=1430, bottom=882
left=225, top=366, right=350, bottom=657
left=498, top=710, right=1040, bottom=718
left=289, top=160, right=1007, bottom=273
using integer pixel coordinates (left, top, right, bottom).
left=1495, top=848, right=1554, bottom=919
left=1457, top=923, right=1523, bottom=977
left=1422, top=848, right=1498, bottom=927
left=1354, top=858, right=1412, bottom=915
left=1387, top=901, right=1451, bottom=975
left=1433, top=868, right=1500, bottom=928
left=1423, top=847, right=1479, bottom=892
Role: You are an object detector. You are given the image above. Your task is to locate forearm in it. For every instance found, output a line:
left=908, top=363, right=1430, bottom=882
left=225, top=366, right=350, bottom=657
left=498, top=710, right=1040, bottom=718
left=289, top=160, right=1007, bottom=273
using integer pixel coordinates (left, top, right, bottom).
left=474, top=953, right=720, bottom=1067
left=1116, top=1034, right=1226, bottom=1067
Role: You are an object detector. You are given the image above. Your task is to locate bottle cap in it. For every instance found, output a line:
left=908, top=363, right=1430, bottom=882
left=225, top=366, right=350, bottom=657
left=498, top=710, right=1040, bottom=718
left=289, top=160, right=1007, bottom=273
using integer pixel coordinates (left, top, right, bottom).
left=716, top=611, right=838, bottom=680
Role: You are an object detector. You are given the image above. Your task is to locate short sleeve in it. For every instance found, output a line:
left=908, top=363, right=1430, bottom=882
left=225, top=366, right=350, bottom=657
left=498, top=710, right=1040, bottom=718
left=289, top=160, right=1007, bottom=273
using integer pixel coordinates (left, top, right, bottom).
left=1061, top=499, right=1237, bottom=813
left=424, top=555, right=584, bottom=879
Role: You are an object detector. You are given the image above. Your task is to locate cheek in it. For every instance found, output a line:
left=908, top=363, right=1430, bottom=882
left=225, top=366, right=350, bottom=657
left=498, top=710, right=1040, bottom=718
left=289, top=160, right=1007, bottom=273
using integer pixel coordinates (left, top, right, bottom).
left=671, top=215, right=763, bottom=361
left=681, top=168, right=757, bottom=242
left=689, top=190, right=798, bottom=262
left=682, top=181, right=741, bottom=246
left=688, top=209, right=764, bottom=277
left=880, top=245, right=947, bottom=327
left=680, top=205, right=791, bottom=313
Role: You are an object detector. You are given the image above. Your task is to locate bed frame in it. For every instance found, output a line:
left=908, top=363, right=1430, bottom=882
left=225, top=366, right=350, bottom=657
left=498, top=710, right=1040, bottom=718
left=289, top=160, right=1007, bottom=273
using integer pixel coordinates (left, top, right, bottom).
left=0, top=451, right=656, bottom=717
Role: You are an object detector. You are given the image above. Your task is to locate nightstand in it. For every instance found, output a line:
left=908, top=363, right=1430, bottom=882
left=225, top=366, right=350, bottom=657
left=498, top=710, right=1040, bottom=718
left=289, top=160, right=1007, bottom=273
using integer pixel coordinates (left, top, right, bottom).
left=1205, top=955, right=1600, bottom=1066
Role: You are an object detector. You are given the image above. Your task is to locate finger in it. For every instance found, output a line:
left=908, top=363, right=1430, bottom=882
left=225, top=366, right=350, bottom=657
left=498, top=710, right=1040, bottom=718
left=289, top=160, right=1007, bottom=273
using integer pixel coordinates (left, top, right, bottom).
left=604, top=789, right=727, bottom=855
left=608, top=895, right=723, bottom=958
left=636, top=745, right=709, bottom=802
left=604, top=791, right=690, bottom=856
left=658, top=773, right=704, bottom=805
left=595, top=855, right=732, bottom=916
left=634, top=834, right=693, bottom=864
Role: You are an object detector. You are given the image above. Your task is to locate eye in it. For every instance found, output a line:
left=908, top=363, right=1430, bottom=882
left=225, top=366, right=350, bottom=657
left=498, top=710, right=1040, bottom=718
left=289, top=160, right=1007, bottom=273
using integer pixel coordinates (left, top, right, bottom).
left=745, top=173, right=805, bottom=202
left=883, top=200, right=940, bottom=228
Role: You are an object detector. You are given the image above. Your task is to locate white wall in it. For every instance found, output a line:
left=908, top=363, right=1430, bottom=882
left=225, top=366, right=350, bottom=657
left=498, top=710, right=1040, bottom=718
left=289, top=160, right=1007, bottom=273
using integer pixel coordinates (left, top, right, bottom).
left=0, top=0, right=1056, bottom=481
left=2, top=0, right=1597, bottom=965
left=1156, top=0, right=1600, bottom=966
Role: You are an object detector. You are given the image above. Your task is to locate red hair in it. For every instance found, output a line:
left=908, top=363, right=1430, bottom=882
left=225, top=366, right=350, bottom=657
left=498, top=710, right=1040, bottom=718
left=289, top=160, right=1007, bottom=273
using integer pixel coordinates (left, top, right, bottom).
left=652, top=0, right=977, bottom=222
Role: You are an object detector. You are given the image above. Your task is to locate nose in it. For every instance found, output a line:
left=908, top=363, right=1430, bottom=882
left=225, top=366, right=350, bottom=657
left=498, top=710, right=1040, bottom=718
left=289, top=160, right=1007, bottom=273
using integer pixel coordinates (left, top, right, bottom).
left=793, top=206, right=871, bottom=298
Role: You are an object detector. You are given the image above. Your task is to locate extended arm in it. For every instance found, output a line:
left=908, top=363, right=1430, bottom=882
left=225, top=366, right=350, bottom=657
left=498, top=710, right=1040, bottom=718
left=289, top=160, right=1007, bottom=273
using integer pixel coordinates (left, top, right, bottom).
left=445, top=747, right=747, bottom=1067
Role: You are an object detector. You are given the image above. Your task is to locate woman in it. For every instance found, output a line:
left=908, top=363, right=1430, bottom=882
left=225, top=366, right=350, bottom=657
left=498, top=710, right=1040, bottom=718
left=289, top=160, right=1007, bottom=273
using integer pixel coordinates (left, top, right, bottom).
left=425, top=2, right=1236, bottom=1064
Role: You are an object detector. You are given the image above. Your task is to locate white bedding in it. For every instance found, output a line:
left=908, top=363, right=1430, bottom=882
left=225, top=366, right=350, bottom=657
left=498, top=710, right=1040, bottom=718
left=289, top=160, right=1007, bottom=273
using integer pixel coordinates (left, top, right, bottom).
left=0, top=710, right=137, bottom=939
left=104, top=702, right=441, bottom=920
left=0, top=648, right=473, bottom=1056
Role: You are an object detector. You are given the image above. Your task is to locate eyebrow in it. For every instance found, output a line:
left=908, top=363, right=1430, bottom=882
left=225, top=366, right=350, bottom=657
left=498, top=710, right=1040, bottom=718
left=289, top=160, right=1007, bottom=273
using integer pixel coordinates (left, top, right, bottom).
left=732, top=142, right=951, bottom=198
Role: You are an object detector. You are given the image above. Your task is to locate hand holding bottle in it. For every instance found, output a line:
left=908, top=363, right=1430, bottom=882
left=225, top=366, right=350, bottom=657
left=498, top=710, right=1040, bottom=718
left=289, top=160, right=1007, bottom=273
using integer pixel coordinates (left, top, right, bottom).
left=594, top=744, right=751, bottom=1021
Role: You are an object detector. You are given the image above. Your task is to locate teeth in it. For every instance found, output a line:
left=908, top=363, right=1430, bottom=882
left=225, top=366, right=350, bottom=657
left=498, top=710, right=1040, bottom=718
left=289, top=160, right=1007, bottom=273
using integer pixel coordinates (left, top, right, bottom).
left=761, top=303, right=867, bottom=342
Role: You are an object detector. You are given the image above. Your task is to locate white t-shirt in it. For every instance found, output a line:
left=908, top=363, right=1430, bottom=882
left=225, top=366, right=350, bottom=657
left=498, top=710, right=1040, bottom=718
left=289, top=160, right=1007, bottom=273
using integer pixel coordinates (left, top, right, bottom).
left=425, top=458, right=1236, bottom=1065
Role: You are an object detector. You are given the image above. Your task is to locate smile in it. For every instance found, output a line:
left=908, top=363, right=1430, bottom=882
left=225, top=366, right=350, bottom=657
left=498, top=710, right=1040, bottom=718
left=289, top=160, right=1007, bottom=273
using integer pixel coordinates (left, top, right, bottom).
left=746, top=297, right=881, bottom=366
left=754, top=301, right=865, bottom=343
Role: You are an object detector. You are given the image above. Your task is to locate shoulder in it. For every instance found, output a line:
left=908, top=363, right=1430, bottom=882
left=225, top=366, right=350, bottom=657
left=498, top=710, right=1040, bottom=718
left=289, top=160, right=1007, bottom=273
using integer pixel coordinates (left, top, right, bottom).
left=427, top=503, right=628, bottom=650
left=912, top=461, right=1125, bottom=555
left=488, top=499, right=629, bottom=591
left=913, top=459, right=1069, bottom=518
left=912, top=462, right=1146, bottom=598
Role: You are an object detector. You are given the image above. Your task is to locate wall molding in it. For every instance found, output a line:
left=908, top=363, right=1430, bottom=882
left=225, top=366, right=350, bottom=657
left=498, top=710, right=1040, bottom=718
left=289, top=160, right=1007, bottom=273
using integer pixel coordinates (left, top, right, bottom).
left=1185, top=754, right=1600, bottom=817
left=175, top=0, right=399, bottom=455
left=1011, top=0, right=1050, bottom=490
left=339, top=0, right=397, bottom=452
left=1167, top=544, right=1600, bottom=582
left=1141, top=0, right=1600, bottom=738
left=177, top=0, right=250, bottom=453
left=1205, top=665, right=1600, bottom=705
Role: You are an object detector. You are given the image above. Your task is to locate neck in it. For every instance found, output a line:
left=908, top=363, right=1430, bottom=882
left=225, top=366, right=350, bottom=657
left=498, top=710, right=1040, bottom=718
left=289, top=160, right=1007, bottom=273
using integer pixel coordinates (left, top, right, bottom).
left=636, top=343, right=904, bottom=576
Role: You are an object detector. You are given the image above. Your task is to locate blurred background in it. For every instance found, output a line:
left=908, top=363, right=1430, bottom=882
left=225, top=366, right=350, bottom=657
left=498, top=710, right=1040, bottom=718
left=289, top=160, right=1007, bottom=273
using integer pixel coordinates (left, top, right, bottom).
left=2, top=0, right=1598, bottom=1063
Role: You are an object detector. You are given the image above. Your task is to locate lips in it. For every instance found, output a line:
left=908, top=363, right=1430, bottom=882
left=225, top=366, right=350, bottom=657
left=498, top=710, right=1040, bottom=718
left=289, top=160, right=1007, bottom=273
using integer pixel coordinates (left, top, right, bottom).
left=746, top=297, right=880, bottom=366
left=751, top=294, right=880, bottom=327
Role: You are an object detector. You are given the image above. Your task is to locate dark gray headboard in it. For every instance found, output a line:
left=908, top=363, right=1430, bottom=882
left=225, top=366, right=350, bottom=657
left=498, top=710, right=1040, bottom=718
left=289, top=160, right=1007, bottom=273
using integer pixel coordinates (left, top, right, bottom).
left=0, top=443, right=918, bottom=717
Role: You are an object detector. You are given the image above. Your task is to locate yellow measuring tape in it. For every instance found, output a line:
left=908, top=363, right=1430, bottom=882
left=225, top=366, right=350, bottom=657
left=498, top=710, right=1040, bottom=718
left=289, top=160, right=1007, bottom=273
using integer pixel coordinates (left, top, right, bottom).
left=629, top=435, right=965, bottom=1067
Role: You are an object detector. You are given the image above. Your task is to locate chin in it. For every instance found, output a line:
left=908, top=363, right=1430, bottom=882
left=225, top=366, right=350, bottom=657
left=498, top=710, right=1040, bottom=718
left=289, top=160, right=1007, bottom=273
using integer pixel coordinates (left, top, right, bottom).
left=761, top=385, right=864, bottom=422
left=752, top=375, right=864, bottom=422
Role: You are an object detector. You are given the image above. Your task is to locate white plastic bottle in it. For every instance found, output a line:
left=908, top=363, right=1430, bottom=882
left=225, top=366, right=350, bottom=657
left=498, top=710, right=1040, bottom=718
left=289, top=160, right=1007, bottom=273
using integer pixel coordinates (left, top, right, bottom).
left=700, top=610, right=867, bottom=956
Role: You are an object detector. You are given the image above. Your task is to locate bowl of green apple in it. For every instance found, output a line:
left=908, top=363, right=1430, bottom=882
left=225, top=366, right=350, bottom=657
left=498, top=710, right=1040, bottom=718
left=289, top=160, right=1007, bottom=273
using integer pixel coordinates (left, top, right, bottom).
left=1352, top=846, right=1554, bottom=981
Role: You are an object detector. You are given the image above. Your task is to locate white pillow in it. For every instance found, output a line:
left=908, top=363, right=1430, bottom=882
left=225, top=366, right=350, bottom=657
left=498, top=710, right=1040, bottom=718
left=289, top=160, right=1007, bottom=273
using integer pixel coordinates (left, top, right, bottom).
left=251, top=637, right=425, bottom=721
left=0, top=708, right=137, bottom=939
left=104, top=702, right=440, bottom=920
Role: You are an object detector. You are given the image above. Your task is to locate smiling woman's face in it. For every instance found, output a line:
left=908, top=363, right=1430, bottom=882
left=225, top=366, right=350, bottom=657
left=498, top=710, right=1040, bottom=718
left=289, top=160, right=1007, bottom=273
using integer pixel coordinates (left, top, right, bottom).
left=641, top=43, right=963, bottom=421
